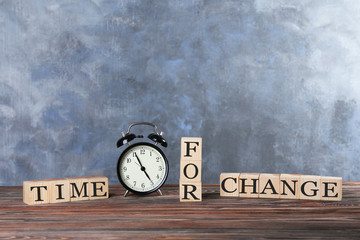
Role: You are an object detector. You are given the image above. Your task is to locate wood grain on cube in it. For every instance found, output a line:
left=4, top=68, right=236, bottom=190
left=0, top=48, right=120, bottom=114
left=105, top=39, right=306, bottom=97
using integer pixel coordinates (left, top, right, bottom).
left=23, top=180, right=49, bottom=205
left=180, top=160, right=201, bottom=183
left=220, top=173, right=240, bottom=197
left=180, top=137, right=202, bottom=161
left=88, top=175, right=109, bottom=200
left=67, top=177, right=90, bottom=201
left=180, top=182, right=202, bottom=202
left=321, top=176, right=342, bottom=201
left=280, top=174, right=300, bottom=199
left=259, top=174, right=280, bottom=199
left=299, top=175, right=321, bottom=200
left=239, top=173, right=260, bottom=198
left=48, top=179, right=70, bottom=203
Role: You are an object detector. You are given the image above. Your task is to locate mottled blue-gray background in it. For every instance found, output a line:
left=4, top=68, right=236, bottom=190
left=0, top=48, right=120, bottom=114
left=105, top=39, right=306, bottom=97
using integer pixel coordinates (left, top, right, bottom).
left=1, top=0, right=360, bottom=185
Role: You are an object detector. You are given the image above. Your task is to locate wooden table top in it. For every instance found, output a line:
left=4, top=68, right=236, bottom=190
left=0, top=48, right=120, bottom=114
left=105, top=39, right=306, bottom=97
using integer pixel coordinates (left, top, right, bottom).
left=0, top=183, right=359, bottom=239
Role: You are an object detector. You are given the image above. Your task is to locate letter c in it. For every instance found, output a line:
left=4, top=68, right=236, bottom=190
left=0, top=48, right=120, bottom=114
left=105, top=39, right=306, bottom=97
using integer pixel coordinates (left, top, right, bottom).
left=221, top=177, right=237, bottom=193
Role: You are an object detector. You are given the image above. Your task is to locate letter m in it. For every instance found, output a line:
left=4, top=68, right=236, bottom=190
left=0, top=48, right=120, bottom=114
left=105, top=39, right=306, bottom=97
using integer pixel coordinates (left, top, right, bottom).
left=70, top=182, right=89, bottom=198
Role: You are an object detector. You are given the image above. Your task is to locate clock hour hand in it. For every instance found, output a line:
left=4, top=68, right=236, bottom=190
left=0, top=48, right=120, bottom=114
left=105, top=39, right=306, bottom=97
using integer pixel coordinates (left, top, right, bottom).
left=134, top=153, right=154, bottom=184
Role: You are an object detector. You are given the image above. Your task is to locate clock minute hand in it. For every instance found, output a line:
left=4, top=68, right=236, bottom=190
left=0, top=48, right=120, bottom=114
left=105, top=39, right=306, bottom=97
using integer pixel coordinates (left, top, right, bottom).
left=144, top=170, right=154, bottom=185
left=134, top=152, right=144, bottom=168
left=134, top=153, right=154, bottom=184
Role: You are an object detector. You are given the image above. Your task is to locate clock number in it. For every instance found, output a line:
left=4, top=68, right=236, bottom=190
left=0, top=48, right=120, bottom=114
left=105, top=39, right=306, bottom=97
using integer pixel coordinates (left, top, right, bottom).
left=117, top=142, right=168, bottom=195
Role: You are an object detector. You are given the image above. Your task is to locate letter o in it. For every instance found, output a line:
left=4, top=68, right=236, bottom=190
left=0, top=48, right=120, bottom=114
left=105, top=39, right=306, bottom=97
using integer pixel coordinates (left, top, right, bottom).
left=183, top=163, right=199, bottom=179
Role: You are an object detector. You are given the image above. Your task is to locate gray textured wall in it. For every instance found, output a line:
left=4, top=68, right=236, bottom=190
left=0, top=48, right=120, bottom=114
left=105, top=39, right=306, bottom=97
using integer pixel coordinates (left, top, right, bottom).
left=1, top=0, right=360, bottom=186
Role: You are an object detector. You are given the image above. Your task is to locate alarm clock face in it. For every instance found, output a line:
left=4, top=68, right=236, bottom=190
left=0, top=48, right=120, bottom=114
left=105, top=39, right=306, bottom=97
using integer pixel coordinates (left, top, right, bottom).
left=117, top=142, right=169, bottom=194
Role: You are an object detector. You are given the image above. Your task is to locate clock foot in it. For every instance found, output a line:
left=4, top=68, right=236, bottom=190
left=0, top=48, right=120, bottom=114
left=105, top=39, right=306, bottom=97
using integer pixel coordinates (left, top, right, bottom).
left=157, top=189, right=162, bottom=196
left=124, top=190, right=129, bottom=197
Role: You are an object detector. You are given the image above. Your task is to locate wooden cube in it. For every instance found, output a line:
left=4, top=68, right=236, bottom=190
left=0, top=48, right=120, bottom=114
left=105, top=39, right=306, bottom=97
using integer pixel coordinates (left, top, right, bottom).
left=299, top=175, right=321, bottom=200
left=48, top=179, right=70, bottom=203
left=180, top=160, right=201, bottom=183
left=88, top=175, right=109, bottom=200
left=181, top=137, right=202, bottom=161
left=68, top=177, right=90, bottom=201
left=280, top=174, right=300, bottom=199
left=239, top=173, right=260, bottom=198
left=220, top=173, right=240, bottom=197
left=23, top=180, right=49, bottom=205
left=259, top=174, right=280, bottom=199
left=320, top=176, right=342, bottom=201
left=179, top=182, right=202, bottom=202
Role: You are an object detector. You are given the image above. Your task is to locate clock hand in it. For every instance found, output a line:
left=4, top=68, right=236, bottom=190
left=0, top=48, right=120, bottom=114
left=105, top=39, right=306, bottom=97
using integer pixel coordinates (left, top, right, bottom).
left=134, top=152, right=144, bottom=168
left=144, top=171, right=154, bottom=185
left=134, top=153, right=154, bottom=184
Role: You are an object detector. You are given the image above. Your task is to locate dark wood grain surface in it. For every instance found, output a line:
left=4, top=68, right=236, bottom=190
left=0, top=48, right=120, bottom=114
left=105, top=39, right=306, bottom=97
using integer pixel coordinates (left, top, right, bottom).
left=0, top=183, right=359, bottom=239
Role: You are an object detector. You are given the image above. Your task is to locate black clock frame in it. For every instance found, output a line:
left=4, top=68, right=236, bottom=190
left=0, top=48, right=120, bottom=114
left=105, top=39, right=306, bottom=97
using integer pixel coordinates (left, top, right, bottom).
left=117, top=142, right=169, bottom=195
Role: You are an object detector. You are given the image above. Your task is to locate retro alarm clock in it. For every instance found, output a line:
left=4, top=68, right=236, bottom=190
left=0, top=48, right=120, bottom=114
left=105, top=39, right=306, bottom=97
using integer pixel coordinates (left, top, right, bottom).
left=116, top=122, right=169, bottom=196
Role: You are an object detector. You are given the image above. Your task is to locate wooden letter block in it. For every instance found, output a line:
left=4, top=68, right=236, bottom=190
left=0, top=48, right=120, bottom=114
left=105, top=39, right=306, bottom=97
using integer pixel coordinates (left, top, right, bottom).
left=280, top=174, right=300, bottom=199
left=259, top=174, right=280, bottom=199
left=23, top=180, right=49, bottom=205
left=23, top=175, right=109, bottom=205
left=220, top=173, right=240, bottom=197
left=180, top=137, right=202, bottom=202
left=219, top=172, right=342, bottom=201
left=48, top=179, right=70, bottom=203
left=320, top=176, right=342, bottom=201
left=180, top=182, right=202, bottom=202
left=68, top=177, right=90, bottom=201
left=181, top=137, right=202, bottom=161
left=299, top=175, right=321, bottom=200
left=88, top=175, right=109, bottom=200
left=180, top=160, right=201, bottom=183
left=239, top=173, right=260, bottom=198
